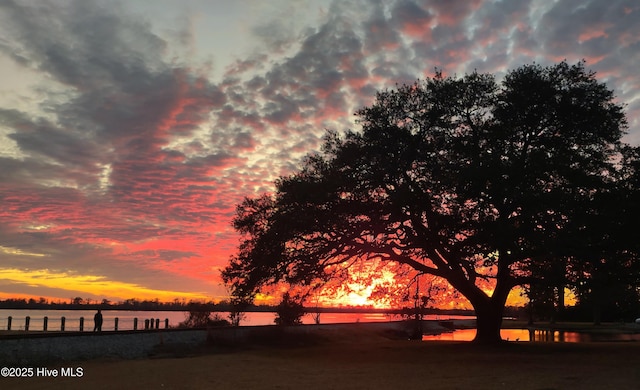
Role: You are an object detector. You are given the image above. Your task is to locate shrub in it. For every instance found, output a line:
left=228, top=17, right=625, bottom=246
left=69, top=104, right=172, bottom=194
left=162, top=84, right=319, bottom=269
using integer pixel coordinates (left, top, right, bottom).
left=179, top=310, right=230, bottom=328
left=274, top=293, right=305, bottom=326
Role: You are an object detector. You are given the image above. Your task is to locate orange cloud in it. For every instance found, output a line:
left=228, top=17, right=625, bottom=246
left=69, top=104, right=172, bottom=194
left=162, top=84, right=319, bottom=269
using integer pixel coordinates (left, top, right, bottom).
left=0, top=268, right=208, bottom=302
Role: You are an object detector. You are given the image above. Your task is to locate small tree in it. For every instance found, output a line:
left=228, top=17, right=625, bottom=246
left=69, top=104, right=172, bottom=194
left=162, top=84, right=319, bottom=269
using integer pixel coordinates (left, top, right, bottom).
left=228, top=297, right=249, bottom=326
left=310, top=295, right=322, bottom=325
left=180, top=310, right=212, bottom=328
left=179, top=302, right=230, bottom=328
left=274, top=293, right=305, bottom=326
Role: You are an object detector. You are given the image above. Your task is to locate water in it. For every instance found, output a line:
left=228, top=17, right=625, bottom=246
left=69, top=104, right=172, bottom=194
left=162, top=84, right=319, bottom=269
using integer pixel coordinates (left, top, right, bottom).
left=0, top=309, right=472, bottom=331
left=0, top=310, right=184, bottom=331
left=422, top=328, right=640, bottom=342
left=6, top=310, right=634, bottom=342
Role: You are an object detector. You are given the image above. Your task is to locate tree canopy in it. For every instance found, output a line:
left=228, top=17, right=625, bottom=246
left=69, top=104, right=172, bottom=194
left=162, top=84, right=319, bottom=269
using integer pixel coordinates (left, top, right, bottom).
left=222, top=61, right=636, bottom=343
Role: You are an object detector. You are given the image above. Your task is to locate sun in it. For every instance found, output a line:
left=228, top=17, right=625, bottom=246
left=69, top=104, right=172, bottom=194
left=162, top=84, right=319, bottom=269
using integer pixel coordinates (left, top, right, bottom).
left=343, top=291, right=375, bottom=307
left=319, top=266, right=401, bottom=308
left=328, top=284, right=387, bottom=308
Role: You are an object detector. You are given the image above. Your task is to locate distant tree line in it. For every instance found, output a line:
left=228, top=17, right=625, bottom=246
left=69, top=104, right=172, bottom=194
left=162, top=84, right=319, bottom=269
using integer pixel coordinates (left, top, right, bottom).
left=0, top=296, right=486, bottom=317
left=0, top=297, right=266, bottom=312
left=4, top=294, right=633, bottom=324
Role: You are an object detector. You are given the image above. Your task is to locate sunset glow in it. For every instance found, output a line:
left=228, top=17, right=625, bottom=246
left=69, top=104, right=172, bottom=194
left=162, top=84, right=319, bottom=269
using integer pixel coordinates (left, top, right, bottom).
left=0, top=1, right=638, bottom=305
left=0, top=268, right=208, bottom=302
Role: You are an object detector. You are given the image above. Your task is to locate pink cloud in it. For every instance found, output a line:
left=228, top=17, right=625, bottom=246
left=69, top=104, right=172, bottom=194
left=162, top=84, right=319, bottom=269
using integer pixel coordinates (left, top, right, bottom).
left=429, top=0, right=483, bottom=26
left=578, top=25, right=610, bottom=43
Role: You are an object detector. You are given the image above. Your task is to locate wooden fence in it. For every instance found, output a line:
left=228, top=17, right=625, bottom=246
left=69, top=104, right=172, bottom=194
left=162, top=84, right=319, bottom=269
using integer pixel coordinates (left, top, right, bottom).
left=1, top=315, right=169, bottom=332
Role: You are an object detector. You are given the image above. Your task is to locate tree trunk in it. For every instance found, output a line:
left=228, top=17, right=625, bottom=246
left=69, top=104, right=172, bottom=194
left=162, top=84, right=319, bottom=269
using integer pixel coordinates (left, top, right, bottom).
left=555, top=285, right=565, bottom=322
left=447, top=268, right=511, bottom=344
left=592, top=286, right=603, bottom=325
left=473, top=300, right=504, bottom=344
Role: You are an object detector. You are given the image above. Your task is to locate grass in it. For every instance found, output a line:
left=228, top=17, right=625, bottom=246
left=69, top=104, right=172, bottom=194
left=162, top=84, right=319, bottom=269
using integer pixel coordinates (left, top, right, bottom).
left=4, top=326, right=640, bottom=390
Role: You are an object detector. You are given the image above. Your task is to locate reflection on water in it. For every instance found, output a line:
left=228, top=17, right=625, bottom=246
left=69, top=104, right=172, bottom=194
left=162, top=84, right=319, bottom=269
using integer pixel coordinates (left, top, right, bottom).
left=500, top=329, right=584, bottom=342
left=422, top=328, right=640, bottom=342
left=0, top=309, right=475, bottom=331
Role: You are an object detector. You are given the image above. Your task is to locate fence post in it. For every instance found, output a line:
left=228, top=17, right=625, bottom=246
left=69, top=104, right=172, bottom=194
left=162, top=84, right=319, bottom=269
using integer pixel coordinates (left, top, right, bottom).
left=7, top=316, right=12, bottom=331
left=144, top=319, right=149, bottom=330
left=165, top=318, right=169, bottom=329
left=155, top=318, right=160, bottom=329
left=25, top=316, right=30, bottom=331
left=61, top=316, right=66, bottom=331
left=149, top=318, right=154, bottom=329
left=43, top=316, right=48, bottom=331
left=79, top=317, right=84, bottom=332
left=133, top=317, right=138, bottom=330
left=114, top=317, right=119, bottom=331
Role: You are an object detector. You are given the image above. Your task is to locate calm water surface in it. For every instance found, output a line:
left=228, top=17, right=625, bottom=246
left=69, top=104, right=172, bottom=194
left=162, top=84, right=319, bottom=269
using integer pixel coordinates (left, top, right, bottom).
left=4, top=310, right=636, bottom=342
left=422, top=328, right=640, bottom=342
left=0, top=309, right=470, bottom=331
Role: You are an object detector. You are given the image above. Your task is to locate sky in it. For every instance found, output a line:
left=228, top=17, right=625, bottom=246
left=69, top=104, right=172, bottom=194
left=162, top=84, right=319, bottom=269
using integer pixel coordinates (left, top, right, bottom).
left=0, top=0, right=639, bottom=305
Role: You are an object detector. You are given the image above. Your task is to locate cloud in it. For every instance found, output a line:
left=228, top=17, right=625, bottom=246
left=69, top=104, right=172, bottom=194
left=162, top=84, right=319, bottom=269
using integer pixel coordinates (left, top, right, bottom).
left=0, top=0, right=234, bottom=299
left=0, top=268, right=208, bottom=301
left=0, top=0, right=638, bottom=302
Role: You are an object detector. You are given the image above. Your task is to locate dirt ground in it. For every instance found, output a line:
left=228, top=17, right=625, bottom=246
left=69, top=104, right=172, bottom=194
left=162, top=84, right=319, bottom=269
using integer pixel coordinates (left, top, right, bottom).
left=3, top=328, right=640, bottom=390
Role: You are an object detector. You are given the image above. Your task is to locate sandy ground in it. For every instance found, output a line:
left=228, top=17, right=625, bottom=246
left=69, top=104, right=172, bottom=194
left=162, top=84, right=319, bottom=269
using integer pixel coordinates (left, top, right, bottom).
left=3, top=327, right=640, bottom=390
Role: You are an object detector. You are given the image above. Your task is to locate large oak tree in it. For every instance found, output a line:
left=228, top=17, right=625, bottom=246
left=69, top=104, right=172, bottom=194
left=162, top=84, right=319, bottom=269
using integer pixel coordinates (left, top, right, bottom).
left=222, top=61, right=633, bottom=343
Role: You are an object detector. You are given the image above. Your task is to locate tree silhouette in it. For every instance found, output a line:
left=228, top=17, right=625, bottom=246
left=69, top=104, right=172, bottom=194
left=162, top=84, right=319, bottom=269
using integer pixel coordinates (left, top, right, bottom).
left=274, top=292, right=305, bottom=326
left=222, top=61, right=634, bottom=343
left=568, top=145, right=640, bottom=323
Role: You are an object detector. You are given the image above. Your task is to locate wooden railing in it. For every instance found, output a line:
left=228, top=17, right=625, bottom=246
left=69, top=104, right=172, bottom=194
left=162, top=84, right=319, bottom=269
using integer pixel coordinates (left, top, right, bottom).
left=1, top=316, right=169, bottom=332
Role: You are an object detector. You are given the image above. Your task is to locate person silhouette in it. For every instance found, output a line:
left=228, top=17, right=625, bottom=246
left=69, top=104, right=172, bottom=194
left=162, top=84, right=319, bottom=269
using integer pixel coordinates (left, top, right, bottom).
left=93, top=309, right=103, bottom=332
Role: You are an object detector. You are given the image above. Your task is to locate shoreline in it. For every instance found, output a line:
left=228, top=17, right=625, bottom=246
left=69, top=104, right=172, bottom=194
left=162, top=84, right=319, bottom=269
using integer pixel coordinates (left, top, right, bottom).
left=3, top=318, right=640, bottom=338
left=3, top=326, right=640, bottom=390
left=3, top=319, right=640, bottom=365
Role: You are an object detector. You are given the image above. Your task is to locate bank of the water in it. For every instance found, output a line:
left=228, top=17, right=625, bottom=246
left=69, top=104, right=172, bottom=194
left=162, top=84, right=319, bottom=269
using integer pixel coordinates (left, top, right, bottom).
left=4, top=331, right=640, bottom=390
left=0, top=321, right=418, bottom=365
left=4, top=319, right=639, bottom=365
